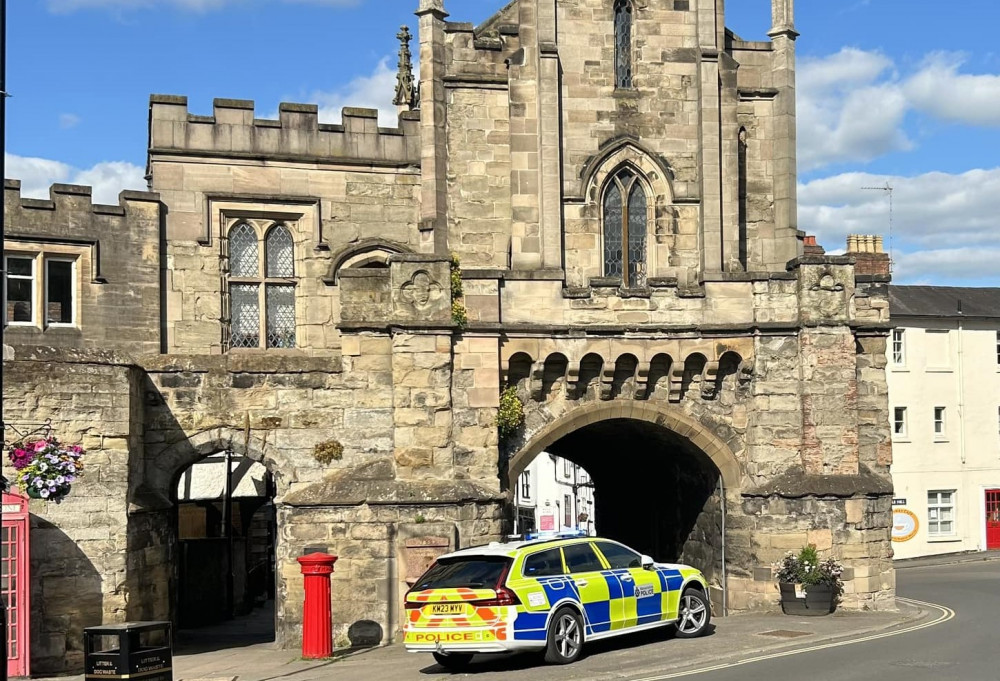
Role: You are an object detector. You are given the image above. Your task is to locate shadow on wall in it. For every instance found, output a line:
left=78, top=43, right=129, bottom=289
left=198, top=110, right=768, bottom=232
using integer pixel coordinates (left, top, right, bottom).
left=29, top=515, right=103, bottom=675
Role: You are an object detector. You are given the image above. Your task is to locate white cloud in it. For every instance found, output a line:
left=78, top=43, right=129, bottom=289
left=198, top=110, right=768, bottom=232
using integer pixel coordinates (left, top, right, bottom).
left=59, top=113, right=81, bottom=129
left=291, top=57, right=402, bottom=128
left=799, top=168, right=1000, bottom=283
left=798, top=48, right=1000, bottom=170
left=46, top=0, right=357, bottom=12
left=903, top=52, right=1000, bottom=127
left=5, top=153, right=146, bottom=205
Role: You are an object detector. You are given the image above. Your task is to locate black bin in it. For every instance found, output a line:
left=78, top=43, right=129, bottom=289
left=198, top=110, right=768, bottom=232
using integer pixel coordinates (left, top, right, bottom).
left=84, top=622, right=173, bottom=681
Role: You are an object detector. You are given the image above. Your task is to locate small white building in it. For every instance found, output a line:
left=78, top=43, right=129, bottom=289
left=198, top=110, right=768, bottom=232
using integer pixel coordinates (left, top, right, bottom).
left=887, top=286, right=1000, bottom=559
left=514, top=453, right=596, bottom=537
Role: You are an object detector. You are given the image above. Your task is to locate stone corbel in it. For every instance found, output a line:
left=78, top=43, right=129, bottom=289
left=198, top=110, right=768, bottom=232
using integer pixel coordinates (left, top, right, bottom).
left=701, top=361, right=720, bottom=400
left=635, top=362, right=651, bottom=399
left=600, top=361, right=616, bottom=401
left=529, top=361, right=546, bottom=401
left=668, top=361, right=686, bottom=403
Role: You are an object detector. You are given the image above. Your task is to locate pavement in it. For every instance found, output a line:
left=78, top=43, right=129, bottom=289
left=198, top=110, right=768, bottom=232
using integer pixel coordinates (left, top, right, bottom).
left=38, top=550, right=997, bottom=681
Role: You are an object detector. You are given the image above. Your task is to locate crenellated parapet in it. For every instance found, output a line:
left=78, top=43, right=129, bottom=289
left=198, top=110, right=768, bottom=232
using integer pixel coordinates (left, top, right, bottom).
left=2, top=180, right=163, bottom=355
left=148, top=95, right=421, bottom=167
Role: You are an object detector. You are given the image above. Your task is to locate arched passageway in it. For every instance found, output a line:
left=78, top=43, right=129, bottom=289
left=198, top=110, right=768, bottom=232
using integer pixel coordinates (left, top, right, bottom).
left=507, top=404, right=741, bottom=605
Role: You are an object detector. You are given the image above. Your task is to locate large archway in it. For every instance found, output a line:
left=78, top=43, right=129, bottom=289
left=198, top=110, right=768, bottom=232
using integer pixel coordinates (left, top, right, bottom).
left=507, top=403, right=742, bottom=611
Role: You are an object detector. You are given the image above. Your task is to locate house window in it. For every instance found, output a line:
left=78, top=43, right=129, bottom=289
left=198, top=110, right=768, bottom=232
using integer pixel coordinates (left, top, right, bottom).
left=564, top=494, right=573, bottom=527
left=891, top=329, right=905, bottom=366
left=563, top=458, right=572, bottom=478
left=226, top=222, right=297, bottom=349
left=893, top=407, right=908, bottom=438
left=45, top=259, right=75, bottom=326
left=4, top=255, right=35, bottom=325
left=603, top=167, right=648, bottom=287
left=927, top=490, right=955, bottom=537
left=614, top=0, right=633, bottom=89
left=521, top=471, right=531, bottom=500
left=933, top=407, right=946, bottom=438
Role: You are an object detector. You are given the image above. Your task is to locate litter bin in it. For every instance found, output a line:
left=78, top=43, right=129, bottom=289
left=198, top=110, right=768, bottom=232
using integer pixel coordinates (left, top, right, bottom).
left=84, top=622, right=172, bottom=681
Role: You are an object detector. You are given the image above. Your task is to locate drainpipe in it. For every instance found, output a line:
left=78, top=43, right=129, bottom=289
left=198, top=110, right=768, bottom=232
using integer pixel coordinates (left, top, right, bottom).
left=719, top=476, right=727, bottom=616
left=957, top=306, right=967, bottom=465
left=387, top=522, right=398, bottom=643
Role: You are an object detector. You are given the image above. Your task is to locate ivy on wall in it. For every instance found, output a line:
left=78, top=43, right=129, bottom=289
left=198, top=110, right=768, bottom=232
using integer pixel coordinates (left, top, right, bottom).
left=450, top=254, right=468, bottom=329
left=496, top=385, right=525, bottom=441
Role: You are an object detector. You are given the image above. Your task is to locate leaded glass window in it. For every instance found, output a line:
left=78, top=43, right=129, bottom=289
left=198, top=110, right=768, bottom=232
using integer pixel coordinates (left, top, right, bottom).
left=230, top=283, right=260, bottom=348
left=225, top=221, right=297, bottom=350
left=603, top=184, right=624, bottom=279
left=614, top=0, right=633, bottom=89
left=602, top=167, right=649, bottom=287
left=229, top=223, right=259, bottom=277
left=266, top=225, right=294, bottom=278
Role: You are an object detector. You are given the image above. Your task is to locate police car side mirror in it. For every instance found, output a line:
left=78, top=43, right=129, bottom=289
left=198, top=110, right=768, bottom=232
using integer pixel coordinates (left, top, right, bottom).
left=640, top=555, right=655, bottom=570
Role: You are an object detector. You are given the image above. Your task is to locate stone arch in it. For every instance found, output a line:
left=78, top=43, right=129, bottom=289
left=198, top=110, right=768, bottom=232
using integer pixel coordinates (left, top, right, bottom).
left=143, top=427, right=283, bottom=507
left=507, top=401, right=742, bottom=491
left=326, top=238, right=413, bottom=283
left=578, top=137, right=675, bottom=203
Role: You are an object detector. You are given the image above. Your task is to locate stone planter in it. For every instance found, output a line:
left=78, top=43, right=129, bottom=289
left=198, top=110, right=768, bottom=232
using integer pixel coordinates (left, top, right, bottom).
left=779, top=583, right=836, bottom=616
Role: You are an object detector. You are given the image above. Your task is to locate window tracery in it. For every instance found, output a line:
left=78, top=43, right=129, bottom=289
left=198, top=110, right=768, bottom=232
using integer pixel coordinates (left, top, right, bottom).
left=225, top=221, right=297, bottom=350
left=602, top=167, right=648, bottom=287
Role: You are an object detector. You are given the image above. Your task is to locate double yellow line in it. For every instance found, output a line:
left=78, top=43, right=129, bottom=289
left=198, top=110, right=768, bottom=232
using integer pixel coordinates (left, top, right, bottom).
left=630, top=597, right=955, bottom=681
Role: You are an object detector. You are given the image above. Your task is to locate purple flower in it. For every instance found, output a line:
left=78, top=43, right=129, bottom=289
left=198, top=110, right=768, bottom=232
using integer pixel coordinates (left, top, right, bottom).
left=56, top=476, right=66, bottom=485
left=40, top=488, right=50, bottom=498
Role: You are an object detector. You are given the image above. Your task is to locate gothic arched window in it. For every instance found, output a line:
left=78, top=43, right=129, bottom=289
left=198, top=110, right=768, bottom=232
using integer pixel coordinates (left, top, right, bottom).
left=603, top=167, right=648, bottom=287
left=227, top=222, right=297, bottom=350
left=614, top=0, right=633, bottom=89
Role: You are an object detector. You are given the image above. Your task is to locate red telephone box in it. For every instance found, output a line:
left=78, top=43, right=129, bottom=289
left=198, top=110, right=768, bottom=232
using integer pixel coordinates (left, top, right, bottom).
left=2, top=491, right=31, bottom=678
left=987, top=489, right=1000, bottom=551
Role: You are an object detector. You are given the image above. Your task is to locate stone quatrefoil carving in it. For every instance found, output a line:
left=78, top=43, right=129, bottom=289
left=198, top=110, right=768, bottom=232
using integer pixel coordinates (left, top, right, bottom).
left=400, top=270, right=444, bottom=311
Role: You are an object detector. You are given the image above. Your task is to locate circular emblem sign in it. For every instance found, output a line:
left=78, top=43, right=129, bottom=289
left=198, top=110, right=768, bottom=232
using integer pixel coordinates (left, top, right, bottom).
left=891, top=508, right=919, bottom=542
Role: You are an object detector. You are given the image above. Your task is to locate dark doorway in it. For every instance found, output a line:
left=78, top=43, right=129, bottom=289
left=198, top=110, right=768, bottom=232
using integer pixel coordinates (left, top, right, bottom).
left=515, top=418, right=724, bottom=585
left=174, top=452, right=276, bottom=644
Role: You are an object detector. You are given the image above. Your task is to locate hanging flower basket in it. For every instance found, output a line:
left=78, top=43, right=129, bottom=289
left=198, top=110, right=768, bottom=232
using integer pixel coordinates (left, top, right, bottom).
left=7, top=436, right=86, bottom=503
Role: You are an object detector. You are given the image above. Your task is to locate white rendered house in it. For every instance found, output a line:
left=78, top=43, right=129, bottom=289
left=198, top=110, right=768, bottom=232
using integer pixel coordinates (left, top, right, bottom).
left=514, top=453, right=596, bottom=537
left=887, top=286, right=1000, bottom=559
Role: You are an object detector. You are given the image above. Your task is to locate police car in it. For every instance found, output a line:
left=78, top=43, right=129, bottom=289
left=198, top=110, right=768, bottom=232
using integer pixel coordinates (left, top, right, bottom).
left=403, top=533, right=711, bottom=669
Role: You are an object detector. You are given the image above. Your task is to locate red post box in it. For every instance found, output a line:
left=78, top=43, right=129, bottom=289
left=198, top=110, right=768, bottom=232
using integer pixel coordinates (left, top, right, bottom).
left=296, top=552, right=338, bottom=659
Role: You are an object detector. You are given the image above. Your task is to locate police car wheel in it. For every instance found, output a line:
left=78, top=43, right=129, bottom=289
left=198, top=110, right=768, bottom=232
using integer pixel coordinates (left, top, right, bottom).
left=674, top=588, right=711, bottom=638
left=544, top=607, right=584, bottom=664
left=432, top=652, right=473, bottom=670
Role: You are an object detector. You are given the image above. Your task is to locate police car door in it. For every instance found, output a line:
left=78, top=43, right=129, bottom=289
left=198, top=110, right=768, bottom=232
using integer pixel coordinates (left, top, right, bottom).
left=596, top=541, right=664, bottom=629
left=560, top=542, right=614, bottom=635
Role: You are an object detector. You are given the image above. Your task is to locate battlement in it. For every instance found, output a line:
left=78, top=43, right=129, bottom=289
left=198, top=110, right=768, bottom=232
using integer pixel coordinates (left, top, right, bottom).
left=4, top=179, right=159, bottom=217
left=148, top=95, right=421, bottom=167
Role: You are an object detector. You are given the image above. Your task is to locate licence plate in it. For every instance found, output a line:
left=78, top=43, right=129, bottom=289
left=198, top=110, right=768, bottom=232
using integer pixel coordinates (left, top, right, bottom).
left=431, top=604, right=466, bottom=615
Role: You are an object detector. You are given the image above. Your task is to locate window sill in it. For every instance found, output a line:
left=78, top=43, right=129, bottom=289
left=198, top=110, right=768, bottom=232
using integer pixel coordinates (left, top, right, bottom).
left=926, top=367, right=953, bottom=373
left=892, top=438, right=911, bottom=444
left=933, top=438, right=950, bottom=443
left=927, top=537, right=962, bottom=543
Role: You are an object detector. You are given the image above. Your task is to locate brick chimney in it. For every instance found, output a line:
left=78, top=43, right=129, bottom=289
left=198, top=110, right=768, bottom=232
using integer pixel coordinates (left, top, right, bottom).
left=802, top=235, right=825, bottom=256
left=846, top=234, right=891, bottom=277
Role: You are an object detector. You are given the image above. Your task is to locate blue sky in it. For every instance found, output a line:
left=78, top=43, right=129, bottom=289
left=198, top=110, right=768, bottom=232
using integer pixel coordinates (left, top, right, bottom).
left=6, top=0, right=1000, bottom=285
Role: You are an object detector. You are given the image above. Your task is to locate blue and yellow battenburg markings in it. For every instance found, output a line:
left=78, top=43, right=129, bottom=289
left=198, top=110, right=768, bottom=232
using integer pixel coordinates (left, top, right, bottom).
left=510, top=566, right=686, bottom=642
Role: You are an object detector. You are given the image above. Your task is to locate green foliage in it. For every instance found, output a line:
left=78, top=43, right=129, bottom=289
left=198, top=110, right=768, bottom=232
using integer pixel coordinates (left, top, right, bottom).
left=496, top=385, right=525, bottom=439
left=450, top=253, right=468, bottom=328
left=313, top=439, right=344, bottom=465
left=775, top=544, right=844, bottom=595
left=451, top=300, right=468, bottom=329
left=450, top=253, right=464, bottom=299
left=415, top=514, right=426, bottom=524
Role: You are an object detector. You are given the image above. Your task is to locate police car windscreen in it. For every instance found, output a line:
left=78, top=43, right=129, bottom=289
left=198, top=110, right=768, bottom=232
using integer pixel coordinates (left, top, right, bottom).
left=412, top=557, right=511, bottom=590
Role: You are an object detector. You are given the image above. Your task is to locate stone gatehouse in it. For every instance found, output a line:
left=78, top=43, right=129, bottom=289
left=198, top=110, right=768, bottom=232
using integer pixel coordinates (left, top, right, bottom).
left=2, top=0, right=895, bottom=673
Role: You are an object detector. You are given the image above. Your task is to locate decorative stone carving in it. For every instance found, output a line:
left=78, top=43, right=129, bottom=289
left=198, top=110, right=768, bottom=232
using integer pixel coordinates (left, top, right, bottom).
left=400, top=271, right=444, bottom=311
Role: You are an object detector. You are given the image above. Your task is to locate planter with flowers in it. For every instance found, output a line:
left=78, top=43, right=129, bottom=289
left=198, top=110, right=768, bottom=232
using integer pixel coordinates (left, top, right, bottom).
left=775, top=544, right=844, bottom=616
left=7, top=436, right=85, bottom=502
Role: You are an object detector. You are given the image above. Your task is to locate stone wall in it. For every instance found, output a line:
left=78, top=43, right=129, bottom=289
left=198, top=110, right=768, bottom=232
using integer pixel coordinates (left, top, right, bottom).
left=1, top=350, right=155, bottom=674
left=2, top=181, right=162, bottom=356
